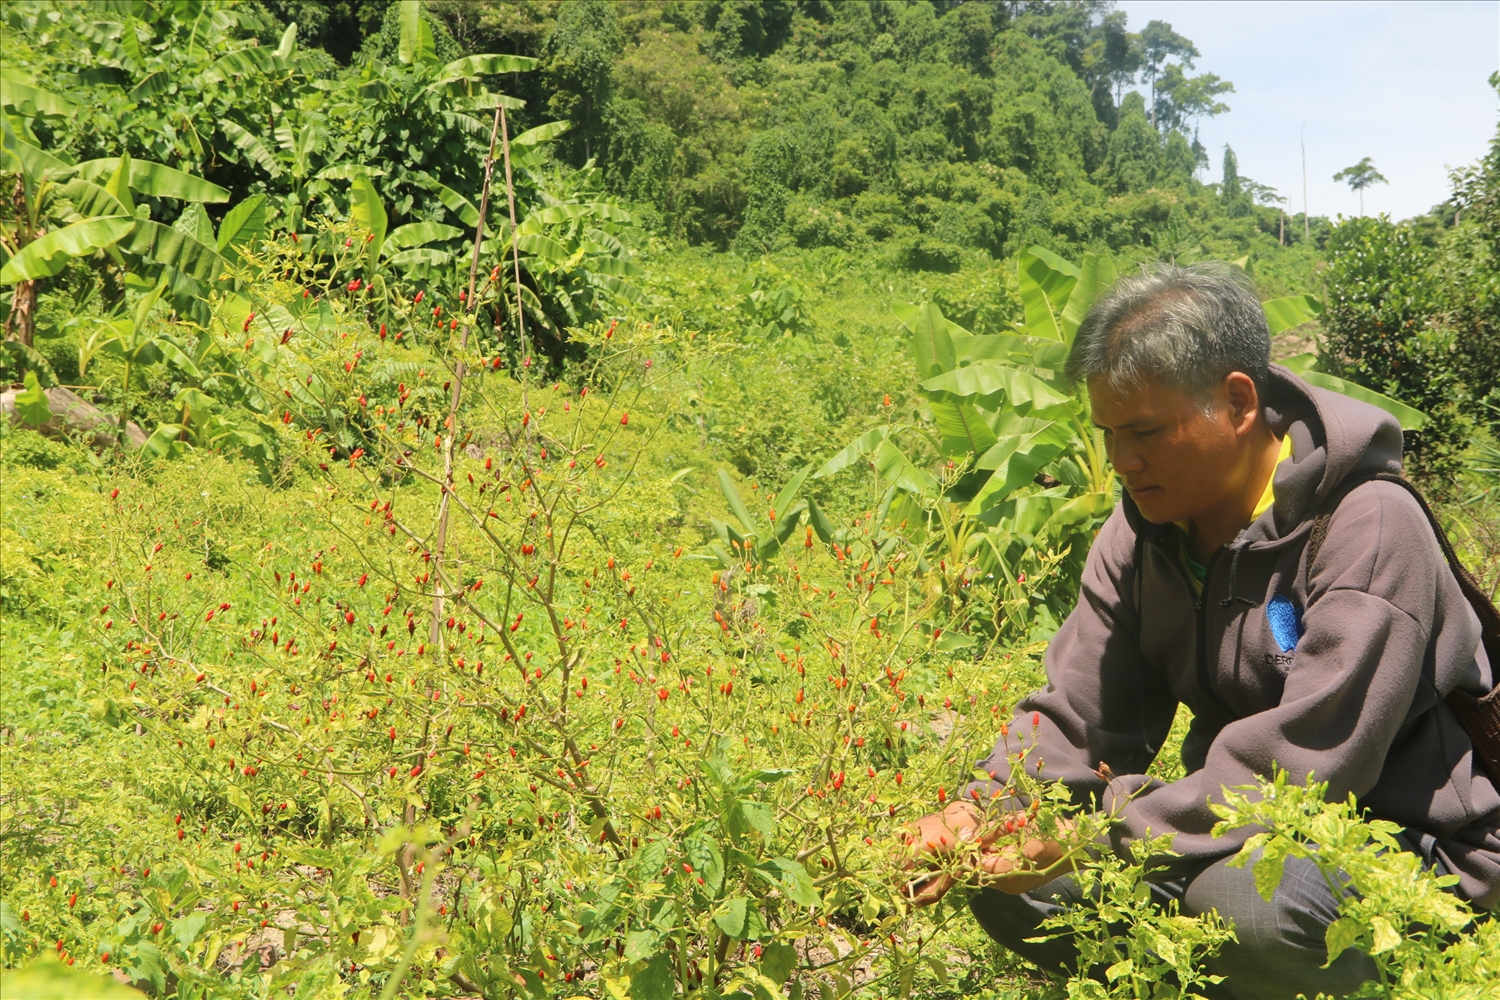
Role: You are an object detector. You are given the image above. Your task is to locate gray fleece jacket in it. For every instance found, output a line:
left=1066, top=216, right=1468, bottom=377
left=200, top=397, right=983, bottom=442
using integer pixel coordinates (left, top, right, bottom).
left=973, top=365, right=1500, bottom=909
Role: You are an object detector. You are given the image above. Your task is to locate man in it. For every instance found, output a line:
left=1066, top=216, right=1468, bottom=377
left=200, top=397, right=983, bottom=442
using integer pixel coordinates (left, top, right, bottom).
left=905, top=264, right=1498, bottom=999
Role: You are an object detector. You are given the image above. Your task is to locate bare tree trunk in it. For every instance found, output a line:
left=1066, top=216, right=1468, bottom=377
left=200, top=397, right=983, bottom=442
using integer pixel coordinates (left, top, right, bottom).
left=5, top=280, right=36, bottom=348
left=1301, top=123, right=1310, bottom=241
left=4, top=175, right=36, bottom=349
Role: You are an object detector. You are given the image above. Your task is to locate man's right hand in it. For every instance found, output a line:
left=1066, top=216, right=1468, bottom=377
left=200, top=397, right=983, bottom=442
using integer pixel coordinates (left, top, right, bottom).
left=897, top=800, right=996, bottom=906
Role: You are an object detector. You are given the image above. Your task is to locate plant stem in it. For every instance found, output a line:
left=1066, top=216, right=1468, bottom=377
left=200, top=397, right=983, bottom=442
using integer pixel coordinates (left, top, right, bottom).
left=429, top=103, right=504, bottom=648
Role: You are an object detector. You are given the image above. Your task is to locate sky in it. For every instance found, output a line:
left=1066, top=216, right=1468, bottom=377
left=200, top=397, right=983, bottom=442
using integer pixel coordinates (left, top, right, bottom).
left=1113, top=0, right=1499, bottom=222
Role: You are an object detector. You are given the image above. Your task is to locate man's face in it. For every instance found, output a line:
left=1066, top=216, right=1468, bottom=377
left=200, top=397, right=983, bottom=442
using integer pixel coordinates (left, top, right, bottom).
left=1089, top=375, right=1245, bottom=525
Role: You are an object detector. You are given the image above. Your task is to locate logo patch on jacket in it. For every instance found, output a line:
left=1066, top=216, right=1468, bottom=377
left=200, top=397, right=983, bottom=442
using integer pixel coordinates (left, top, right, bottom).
left=1266, top=594, right=1303, bottom=654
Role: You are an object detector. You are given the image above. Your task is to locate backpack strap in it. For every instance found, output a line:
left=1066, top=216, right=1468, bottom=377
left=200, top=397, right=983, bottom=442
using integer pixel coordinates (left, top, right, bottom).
left=1306, top=471, right=1500, bottom=786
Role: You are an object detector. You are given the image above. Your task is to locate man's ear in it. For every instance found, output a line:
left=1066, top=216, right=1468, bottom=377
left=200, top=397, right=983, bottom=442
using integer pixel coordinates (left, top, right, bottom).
left=1223, top=371, right=1261, bottom=436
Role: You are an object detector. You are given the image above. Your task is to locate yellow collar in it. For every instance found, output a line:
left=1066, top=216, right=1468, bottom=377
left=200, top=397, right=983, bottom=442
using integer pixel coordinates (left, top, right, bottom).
left=1252, top=434, right=1295, bottom=520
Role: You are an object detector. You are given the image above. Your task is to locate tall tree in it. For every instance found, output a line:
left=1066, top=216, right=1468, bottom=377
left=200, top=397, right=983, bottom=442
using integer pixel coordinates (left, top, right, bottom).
left=1139, top=20, right=1197, bottom=129
left=1153, top=62, right=1232, bottom=134
left=1333, top=157, right=1388, bottom=216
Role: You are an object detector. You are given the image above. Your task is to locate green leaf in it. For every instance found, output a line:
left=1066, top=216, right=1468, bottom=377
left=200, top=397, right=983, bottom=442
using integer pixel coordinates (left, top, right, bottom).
left=200, top=46, right=281, bottom=84
left=894, top=301, right=959, bottom=377
left=387, top=221, right=462, bottom=250
left=128, top=69, right=171, bottom=101
left=104, top=152, right=135, bottom=216
left=630, top=953, right=675, bottom=1000
left=921, top=363, right=1071, bottom=412
left=433, top=183, right=480, bottom=227
left=386, top=248, right=454, bottom=269
left=712, top=897, right=768, bottom=939
left=1059, top=251, right=1117, bottom=345
left=1324, top=916, right=1363, bottom=964
left=275, top=22, right=298, bottom=60
left=348, top=173, right=387, bottom=261
left=512, top=120, right=571, bottom=146
left=754, top=858, right=819, bottom=907
left=220, top=120, right=282, bottom=178
left=1368, top=915, right=1401, bottom=955
left=1298, top=370, right=1428, bottom=431
left=1017, top=246, right=1079, bottom=340
left=968, top=426, right=1070, bottom=512
left=1262, top=294, right=1324, bottom=336
left=397, top=0, right=435, bottom=65
left=118, top=220, right=228, bottom=283
left=954, top=332, right=1068, bottom=371
left=717, top=469, right=758, bottom=536
left=173, top=203, right=216, bottom=247
left=317, top=164, right=387, bottom=181
left=623, top=929, right=658, bottom=964
left=75, top=158, right=229, bottom=203
left=55, top=179, right=129, bottom=221
left=171, top=912, right=207, bottom=949
left=132, top=278, right=167, bottom=339
left=771, top=466, right=812, bottom=523
left=0, top=958, right=146, bottom=999
left=216, top=194, right=268, bottom=256
left=0, top=215, right=134, bottom=282
left=435, top=54, right=539, bottom=81
left=0, top=77, right=76, bottom=117
left=685, top=833, right=725, bottom=893
left=1251, top=849, right=1287, bottom=903
left=816, top=426, right=895, bottom=478
left=736, top=799, right=776, bottom=836
left=1, top=341, right=58, bottom=387
left=873, top=438, right=939, bottom=496
left=1041, top=491, right=1115, bottom=532
left=515, top=233, right=569, bottom=262
left=760, top=942, right=797, bottom=985
left=805, top=496, right=838, bottom=544
left=13, top=371, right=51, bottom=427
left=1, top=127, right=75, bottom=181
left=1279, top=352, right=1317, bottom=375
left=929, top=399, right=998, bottom=458
left=173, top=388, right=214, bottom=420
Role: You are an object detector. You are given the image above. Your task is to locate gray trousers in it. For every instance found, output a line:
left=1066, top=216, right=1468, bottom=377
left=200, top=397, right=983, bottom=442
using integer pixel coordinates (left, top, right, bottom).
left=968, top=833, right=1449, bottom=1000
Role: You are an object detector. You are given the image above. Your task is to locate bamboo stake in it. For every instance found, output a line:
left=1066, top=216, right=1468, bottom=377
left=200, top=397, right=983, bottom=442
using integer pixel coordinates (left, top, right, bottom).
left=429, top=103, right=504, bottom=648
left=499, top=104, right=528, bottom=369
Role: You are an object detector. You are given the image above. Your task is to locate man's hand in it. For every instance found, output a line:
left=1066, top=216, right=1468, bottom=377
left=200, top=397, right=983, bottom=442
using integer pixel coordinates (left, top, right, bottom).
left=898, top=801, right=993, bottom=906
left=899, top=803, right=1072, bottom=905
left=974, top=835, right=1069, bottom=895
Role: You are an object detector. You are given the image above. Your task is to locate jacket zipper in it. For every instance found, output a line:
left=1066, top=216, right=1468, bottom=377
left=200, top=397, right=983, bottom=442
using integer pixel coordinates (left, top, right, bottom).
left=1196, top=547, right=1233, bottom=716
left=1150, top=531, right=1230, bottom=716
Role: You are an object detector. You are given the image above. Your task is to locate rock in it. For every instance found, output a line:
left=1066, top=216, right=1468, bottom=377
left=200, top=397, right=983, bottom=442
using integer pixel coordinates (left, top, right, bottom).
left=1, top=384, right=148, bottom=448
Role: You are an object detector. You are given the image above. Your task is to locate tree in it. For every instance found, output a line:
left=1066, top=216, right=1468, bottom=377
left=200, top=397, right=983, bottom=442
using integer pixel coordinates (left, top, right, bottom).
left=543, top=0, right=622, bottom=164
left=1139, top=20, right=1197, bottom=129
left=1153, top=62, right=1232, bottom=134
left=1221, top=144, right=1242, bottom=202
left=1334, top=157, right=1388, bottom=216
left=1106, top=92, right=1160, bottom=193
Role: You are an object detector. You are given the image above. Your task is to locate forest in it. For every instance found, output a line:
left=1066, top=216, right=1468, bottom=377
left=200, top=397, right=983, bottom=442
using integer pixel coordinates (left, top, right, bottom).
left=1, top=2, right=1497, bottom=998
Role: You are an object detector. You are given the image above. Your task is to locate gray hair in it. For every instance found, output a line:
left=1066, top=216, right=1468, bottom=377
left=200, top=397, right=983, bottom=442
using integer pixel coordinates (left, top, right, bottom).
left=1065, top=262, right=1271, bottom=403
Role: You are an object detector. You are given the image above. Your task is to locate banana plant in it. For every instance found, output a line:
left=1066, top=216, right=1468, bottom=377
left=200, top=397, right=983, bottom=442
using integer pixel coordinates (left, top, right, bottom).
left=1, top=91, right=231, bottom=360
left=708, top=467, right=815, bottom=570
left=819, top=247, right=1120, bottom=601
